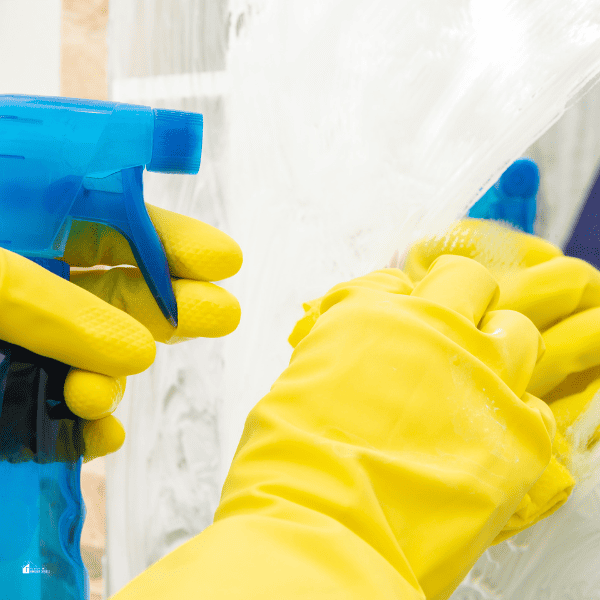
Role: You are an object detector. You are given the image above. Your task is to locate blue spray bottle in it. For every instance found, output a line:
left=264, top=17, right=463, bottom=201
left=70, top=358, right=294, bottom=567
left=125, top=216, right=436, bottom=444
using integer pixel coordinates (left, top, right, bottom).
left=468, top=158, right=540, bottom=233
left=0, top=95, right=203, bottom=599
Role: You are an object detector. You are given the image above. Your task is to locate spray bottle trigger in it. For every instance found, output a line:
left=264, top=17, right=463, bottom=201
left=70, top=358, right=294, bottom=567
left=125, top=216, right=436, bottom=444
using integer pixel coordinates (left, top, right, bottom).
left=69, top=166, right=178, bottom=327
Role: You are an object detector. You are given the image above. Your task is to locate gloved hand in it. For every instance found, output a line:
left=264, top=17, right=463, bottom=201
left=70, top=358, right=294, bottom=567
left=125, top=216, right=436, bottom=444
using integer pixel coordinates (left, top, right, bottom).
left=401, top=218, right=600, bottom=538
left=111, top=255, right=554, bottom=600
left=0, top=204, right=242, bottom=462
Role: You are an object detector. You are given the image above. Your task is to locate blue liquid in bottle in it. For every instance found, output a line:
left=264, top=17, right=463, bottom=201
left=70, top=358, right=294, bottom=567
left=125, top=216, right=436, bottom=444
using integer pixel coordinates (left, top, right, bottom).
left=0, top=259, right=88, bottom=600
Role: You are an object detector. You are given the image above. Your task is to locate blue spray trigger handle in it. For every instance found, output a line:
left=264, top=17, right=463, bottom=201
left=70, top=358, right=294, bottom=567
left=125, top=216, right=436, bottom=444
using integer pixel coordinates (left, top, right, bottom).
left=0, top=94, right=205, bottom=328
left=71, top=167, right=178, bottom=327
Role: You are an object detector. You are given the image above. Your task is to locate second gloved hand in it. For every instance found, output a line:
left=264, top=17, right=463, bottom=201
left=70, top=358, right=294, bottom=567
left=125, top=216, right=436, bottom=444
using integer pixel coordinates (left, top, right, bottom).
left=111, top=255, right=554, bottom=600
left=0, top=204, right=242, bottom=462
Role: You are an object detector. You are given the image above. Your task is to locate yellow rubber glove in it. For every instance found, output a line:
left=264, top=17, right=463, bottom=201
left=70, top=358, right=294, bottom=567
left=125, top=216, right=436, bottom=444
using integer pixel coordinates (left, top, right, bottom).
left=111, top=255, right=554, bottom=600
left=401, top=218, right=600, bottom=539
left=0, top=204, right=242, bottom=462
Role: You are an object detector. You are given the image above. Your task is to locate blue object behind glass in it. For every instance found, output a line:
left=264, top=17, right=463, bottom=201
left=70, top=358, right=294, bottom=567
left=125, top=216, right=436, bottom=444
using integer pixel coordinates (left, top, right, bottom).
left=468, top=158, right=540, bottom=233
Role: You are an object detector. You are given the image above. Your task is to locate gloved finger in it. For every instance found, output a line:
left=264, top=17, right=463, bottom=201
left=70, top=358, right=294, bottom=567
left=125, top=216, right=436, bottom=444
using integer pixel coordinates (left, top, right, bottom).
left=527, top=307, right=600, bottom=398
left=410, top=254, right=500, bottom=326
left=81, top=415, right=126, bottom=463
left=290, top=269, right=414, bottom=347
left=64, top=368, right=126, bottom=420
left=319, top=269, right=414, bottom=314
left=63, top=204, right=243, bottom=282
left=403, top=218, right=562, bottom=283
left=0, top=249, right=155, bottom=378
left=478, top=310, right=545, bottom=398
left=324, top=268, right=414, bottom=298
left=496, top=256, right=600, bottom=332
left=70, top=267, right=241, bottom=343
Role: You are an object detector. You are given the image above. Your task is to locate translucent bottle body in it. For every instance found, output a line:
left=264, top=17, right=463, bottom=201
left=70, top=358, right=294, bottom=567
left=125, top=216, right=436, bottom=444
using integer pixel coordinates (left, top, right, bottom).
left=0, top=259, right=88, bottom=600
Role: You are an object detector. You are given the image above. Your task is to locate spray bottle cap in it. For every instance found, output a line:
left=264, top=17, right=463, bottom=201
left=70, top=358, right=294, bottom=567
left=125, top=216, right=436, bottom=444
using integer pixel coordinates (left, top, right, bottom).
left=147, top=109, right=203, bottom=174
left=0, top=95, right=205, bottom=327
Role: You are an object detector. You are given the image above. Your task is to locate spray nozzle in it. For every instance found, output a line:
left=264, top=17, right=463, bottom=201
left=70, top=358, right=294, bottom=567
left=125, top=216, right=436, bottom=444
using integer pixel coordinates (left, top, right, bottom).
left=0, top=95, right=205, bottom=327
left=148, top=109, right=204, bottom=174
